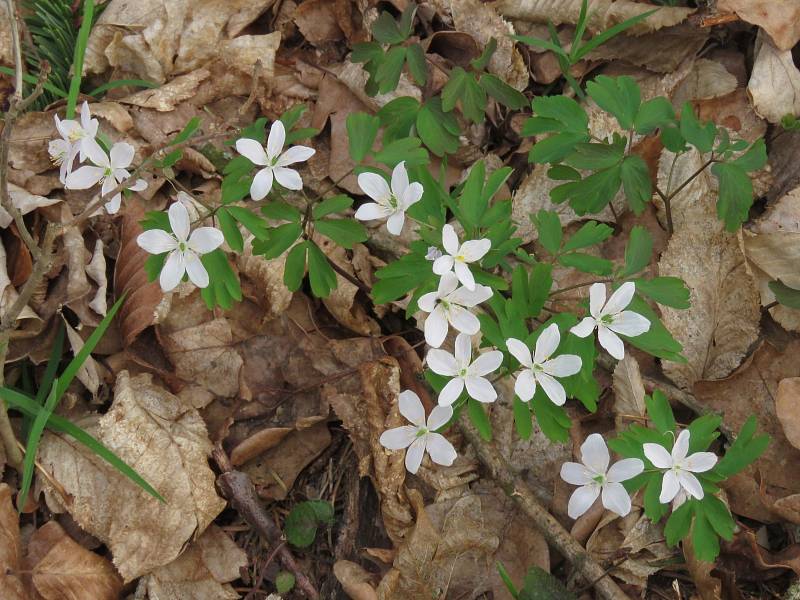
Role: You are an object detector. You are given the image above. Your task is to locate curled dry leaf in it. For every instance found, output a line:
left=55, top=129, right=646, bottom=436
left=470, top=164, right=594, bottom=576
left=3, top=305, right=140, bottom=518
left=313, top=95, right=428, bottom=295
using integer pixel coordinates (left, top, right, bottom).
left=0, top=184, right=61, bottom=229
left=672, top=59, right=739, bottom=106
left=0, top=239, right=40, bottom=325
left=0, top=484, right=26, bottom=600
left=333, top=560, right=379, bottom=600
left=38, top=371, right=226, bottom=581
left=119, top=70, right=212, bottom=112
left=747, top=31, right=800, bottom=124
left=495, top=0, right=694, bottom=35
left=718, top=0, right=800, bottom=51
left=86, top=240, right=108, bottom=316
left=657, top=150, right=761, bottom=390
left=776, top=378, right=800, bottom=451
left=612, top=354, right=646, bottom=431
left=136, top=525, right=247, bottom=600
left=26, top=521, right=123, bottom=600
left=62, top=316, right=102, bottom=397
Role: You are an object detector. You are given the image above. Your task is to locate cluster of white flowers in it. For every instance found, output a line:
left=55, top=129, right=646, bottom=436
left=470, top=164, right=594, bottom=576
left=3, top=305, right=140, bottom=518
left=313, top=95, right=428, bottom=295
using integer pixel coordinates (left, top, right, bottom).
left=52, top=102, right=147, bottom=214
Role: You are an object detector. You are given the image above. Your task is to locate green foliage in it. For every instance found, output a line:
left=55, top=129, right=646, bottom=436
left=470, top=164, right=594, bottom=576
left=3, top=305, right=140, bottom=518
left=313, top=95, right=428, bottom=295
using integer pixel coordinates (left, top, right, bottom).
left=769, top=280, right=800, bottom=309
left=518, top=566, right=577, bottom=600
left=275, top=572, right=296, bottom=593
left=285, top=500, right=334, bottom=548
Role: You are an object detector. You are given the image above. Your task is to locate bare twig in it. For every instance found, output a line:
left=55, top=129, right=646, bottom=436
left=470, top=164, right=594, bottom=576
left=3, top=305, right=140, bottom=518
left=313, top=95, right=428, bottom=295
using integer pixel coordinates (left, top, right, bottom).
left=213, top=447, right=320, bottom=600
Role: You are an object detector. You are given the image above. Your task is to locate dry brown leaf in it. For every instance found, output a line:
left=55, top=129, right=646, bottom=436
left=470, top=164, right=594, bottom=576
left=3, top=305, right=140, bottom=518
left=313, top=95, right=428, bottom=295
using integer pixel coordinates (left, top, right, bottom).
left=495, top=0, right=694, bottom=35
left=237, top=238, right=293, bottom=321
left=333, top=561, right=379, bottom=600
left=718, top=0, right=800, bottom=50
left=656, top=150, right=761, bottom=390
left=1, top=184, right=60, bottom=229
left=26, top=521, right=122, bottom=600
left=0, top=484, right=26, bottom=600
left=684, top=535, right=722, bottom=600
left=86, top=240, right=107, bottom=316
left=296, top=0, right=345, bottom=45
left=0, top=239, right=40, bottom=325
left=62, top=317, right=102, bottom=397
left=776, top=378, right=800, bottom=451
left=612, top=354, right=646, bottom=430
left=38, top=371, right=225, bottom=581
left=119, top=70, right=212, bottom=112
left=747, top=31, right=800, bottom=124
left=136, top=525, right=247, bottom=599
left=672, top=59, right=738, bottom=106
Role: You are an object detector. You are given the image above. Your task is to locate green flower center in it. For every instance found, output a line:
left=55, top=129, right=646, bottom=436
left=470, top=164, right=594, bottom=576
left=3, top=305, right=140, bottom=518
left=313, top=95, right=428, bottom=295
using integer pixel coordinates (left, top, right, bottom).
left=178, top=241, right=188, bottom=252
left=458, top=367, right=468, bottom=377
left=592, top=473, right=606, bottom=485
left=600, top=314, right=614, bottom=325
left=415, top=427, right=428, bottom=438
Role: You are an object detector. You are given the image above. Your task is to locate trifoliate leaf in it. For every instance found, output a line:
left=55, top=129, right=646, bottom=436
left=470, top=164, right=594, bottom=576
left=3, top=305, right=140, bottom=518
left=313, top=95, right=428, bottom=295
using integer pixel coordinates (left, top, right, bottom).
left=633, top=277, right=690, bottom=309
left=680, top=102, right=716, bottom=154
left=306, top=241, right=338, bottom=297
left=479, top=73, right=527, bottom=110
left=531, top=209, right=562, bottom=254
left=562, top=221, right=614, bottom=251
left=664, top=501, right=694, bottom=547
left=634, top=97, right=676, bottom=134
left=346, top=112, right=380, bottom=162
left=620, top=154, right=652, bottom=214
left=585, top=75, right=641, bottom=130
left=620, top=225, right=653, bottom=278
left=314, top=218, right=368, bottom=249
left=405, top=43, right=427, bottom=86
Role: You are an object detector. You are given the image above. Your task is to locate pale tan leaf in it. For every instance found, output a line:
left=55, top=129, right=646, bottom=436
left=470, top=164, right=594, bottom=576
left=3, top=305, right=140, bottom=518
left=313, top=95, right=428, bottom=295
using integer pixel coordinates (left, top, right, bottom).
left=672, top=59, right=738, bottom=105
left=27, top=521, right=122, bottom=600
left=86, top=240, right=107, bottom=317
left=612, top=354, right=646, bottom=430
left=333, top=561, right=379, bottom=600
left=748, top=31, right=800, bottom=124
left=0, top=184, right=60, bottom=229
left=776, top=378, right=800, bottom=451
left=0, top=484, right=26, bottom=600
left=237, top=238, right=293, bottom=322
left=38, top=371, right=226, bottom=581
left=656, top=150, right=761, bottom=389
left=136, top=525, right=247, bottom=600
left=62, top=317, right=102, bottom=397
left=0, top=239, right=39, bottom=324
left=119, top=70, right=211, bottom=112
left=718, top=0, right=800, bottom=50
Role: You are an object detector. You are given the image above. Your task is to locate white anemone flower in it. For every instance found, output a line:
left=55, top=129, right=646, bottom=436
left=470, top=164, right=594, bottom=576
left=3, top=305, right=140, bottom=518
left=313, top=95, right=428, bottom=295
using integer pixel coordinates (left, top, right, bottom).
left=235, top=120, right=316, bottom=200
left=48, top=138, right=76, bottom=184
left=643, top=430, right=718, bottom=504
left=426, top=333, right=503, bottom=405
left=570, top=282, right=651, bottom=360
left=136, top=201, right=224, bottom=292
left=506, top=324, right=582, bottom=406
left=65, top=142, right=147, bottom=214
left=53, top=101, right=101, bottom=164
left=354, top=161, right=423, bottom=235
left=379, top=390, right=457, bottom=474
left=418, top=272, right=493, bottom=348
left=560, top=433, right=644, bottom=519
left=432, top=224, right=491, bottom=290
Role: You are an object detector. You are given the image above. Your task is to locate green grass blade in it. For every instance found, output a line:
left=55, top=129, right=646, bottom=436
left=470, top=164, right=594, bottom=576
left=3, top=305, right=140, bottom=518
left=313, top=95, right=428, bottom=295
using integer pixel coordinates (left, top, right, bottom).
left=34, top=322, right=65, bottom=406
left=66, top=0, right=95, bottom=118
left=0, top=66, right=68, bottom=98
left=18, top=379, right=60, bottom=510
left=571, top=0, right=590, bottom=61
left=88, top=78, right=159, bottom=97
left=0, top=387, right=164, bottom=502
left=56, top=294, right=125, bottom=400
left=573, top=9, right=657, bottom=61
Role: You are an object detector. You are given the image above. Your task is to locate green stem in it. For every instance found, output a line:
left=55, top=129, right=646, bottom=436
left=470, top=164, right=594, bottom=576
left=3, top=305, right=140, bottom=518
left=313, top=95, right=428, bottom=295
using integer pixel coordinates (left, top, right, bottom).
left=66, top=0, right=94, bottom=118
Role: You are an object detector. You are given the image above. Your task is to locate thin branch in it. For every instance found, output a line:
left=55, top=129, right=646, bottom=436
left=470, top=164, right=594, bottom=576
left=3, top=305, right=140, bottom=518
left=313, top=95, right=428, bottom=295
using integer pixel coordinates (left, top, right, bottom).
left=549, top=278, right=612, bottom=298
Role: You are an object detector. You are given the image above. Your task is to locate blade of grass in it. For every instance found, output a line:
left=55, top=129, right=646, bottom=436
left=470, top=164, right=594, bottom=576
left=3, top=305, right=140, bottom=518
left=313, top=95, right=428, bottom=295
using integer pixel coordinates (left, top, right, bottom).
left=88, top=78, right=159, bottom=97
left=0, top=387, right=164, bottom=502
left=18, top=378, right=59, bottom=510
left=65, top=0, right=94, bottom=118
left=570, top=0, right=590, bottom=61
left=0, top=66, right=68, bottom=98
left=573, top=9, right=657, bottom=61
left=34, top=321, right=65, bottom=406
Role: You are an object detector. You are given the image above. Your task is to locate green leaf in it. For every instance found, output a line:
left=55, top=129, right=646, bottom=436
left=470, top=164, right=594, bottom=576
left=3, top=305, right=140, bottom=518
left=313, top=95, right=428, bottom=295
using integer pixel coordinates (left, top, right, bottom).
left=417, top=98, right=460, bottom=157
left=532, top=389, right=570, bottom=443
left=661, top=125, right=687, bottom=153
left=227, top=206, right=269, bottom=240
left=566, top=141, right=625, bottom=171
left=528, top=263, right=552, bottom=317
left=496, top=561, right=519, bottom=599
left=442, top=67, right=468, bottom=112
left=691, top=509, right=720, bottom=562
left=397, top=3, right=417, bottom=38
left=217, top=208, right=244, bottom=253
left=19, top=378, right=59, bottom=510
left=513, top=395, right=533, bottom=440
left=314, top=218, right=368, bottom=249
left=346, top=112, right=381, bottom=162
left=551, top=164, right=622, bottom=214
left=253, top=222, right=302, bottom=259
left=733, top=138, right=767, bottom=171
left=373, top=137, right=428, bottom=167
left=375, top=46, right=407, bottom=94
left=703, top=495, right=735, bottom=540
left=621, top=296, right=685, bottom=362
left=471, top=37, right=499, bottom=70
left=634, top=97, right=676, bottom=134
left=200, top=250, right=242, bottom=310
left=643, top=472, right=669, bottom=521
left=276, top=572, right=296, bottom=594
left=170, top=116, right=201, bottom=146
left=405, top=43, right=428, bottom=86
left=459, top=160, right=487, bottom=229
left=634, top=277, right=690, bottom=309
left=306, top=241, right=338, bottom=297
left=284, top=242, right=307, bottom=292
left=378, top=97, right=421, bottom=141
left=572, top=8, right=657, bottom=61
left=530, top=132, right=589, bottom=164
left=65, top=0, right=94, bottom=118
left=715, top=415, right=770, bottom=478
left=711, top=161, right=753, bottom=231
left=468, top=398, right=492, bottom=441
left=285, top=500, right=334, bottom=548
left=531, top=95, right=588, bottom=133
left=558, top=252, right=614, bottom=276
left=313, top=195, right=353, bottom=219
left=462, top=73, right=488, bottom=123
left=585, top=76, right=641, bottom=130
left=680, top=102, right=716, bottom=154
left=620, top=155, right=652, bottom=214
left=479, top=74, right=527, bottom=110
left=769, top=280, right=800, bottom=309
left=664, top=501, right=694, bottom=546
left=513, top=35, right=568, bottom=58
left=519, top=566, right=577, bottom=600
left=372, top=11, right=406, bottom=44
left=562, top=221, right=614, bottom=251
left=645, top=390, right=676, bottom=435
left=621, top=226, right=653, bottom=278
left=532, top=210, right=562, bottom=254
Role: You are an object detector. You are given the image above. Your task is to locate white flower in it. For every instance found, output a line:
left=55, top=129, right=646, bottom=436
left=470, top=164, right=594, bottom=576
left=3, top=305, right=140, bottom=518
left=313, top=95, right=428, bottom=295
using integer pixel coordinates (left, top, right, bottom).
left=432, top=224, right=491, bottom=290
left=65, top=142, right=147, bottom=214
left=570, top=282, right=650, bottom=360
left=176, top=190, right=201, bottom=222
left=561, top=434, right=644, bottom=519
left=506, top=324, right=582, bottom=406
left=354, top=162, right=422, bottom=235
left=418, top=272, right=492, bottom=348
left=425, top=246, right=443, bottom=261
left=136, top=201, right=224, bottom=292
left=379, top=390, right=457, bottom=474
left=235, top=120, right=315, bottom=201
left=427, top=333, right=503, bottom=406
left=53, top=101, right=101, bottom=165
left=48, top=138, right=77, bottom=184
left=643, top=430, right=717, bottom=504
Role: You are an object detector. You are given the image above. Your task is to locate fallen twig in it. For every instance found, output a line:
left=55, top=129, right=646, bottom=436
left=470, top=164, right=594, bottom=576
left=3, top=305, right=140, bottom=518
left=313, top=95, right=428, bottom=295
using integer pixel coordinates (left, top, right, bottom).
left=213, top=446, right=320, bottom=600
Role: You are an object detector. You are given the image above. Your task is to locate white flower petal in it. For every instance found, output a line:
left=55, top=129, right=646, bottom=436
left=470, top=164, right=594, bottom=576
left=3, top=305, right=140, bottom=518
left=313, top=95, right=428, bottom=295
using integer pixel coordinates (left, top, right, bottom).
left=432, top=254, right=454, bottom=275
left=188, top=227, right=224, bottom=254
left=437, top=272, right=459, bottom=297
left=357, top=172, right=391, bottom=202
left=568, top=484, right=601, bottom=519
left=425, top=432, right=457, bottom=467
left=137, top=229, right=178, bottom=254
left=678, top=471, right=704, bottom=500
left=441, top=224, right=459, bottom=255
left=380, top=425, right=417, bottom=450
left=533, top=323, right=560, bottom=364
left=506, top=338, right=533, bottom=368
left=424, top=305, right=449, bottom=348
left=236, top=138, right=268, bottom=166
left=454, top=261, right=475, bottom=290
left=447, top=306, right=480, bottom=336
left=514, top=369, right=536, bottom=402
left=65, top=165, right=104, bottom=189
left=427, top=405, right=453, bottom=431
left=405, top=437, right=426, bottom=474
left=606, top=458, right=644, bottom=483
left=266, top=120, right=286, bottom=158
left=386, top=210, right=405, bottom=235
left=250, top=167, right=274, bottom=200
left=465, top=376, right=496, bottom=403
left=659, top=470, right=681, bottom=503
left=536, top=371, right=567, bottom=406
left=608, top=311, right=651, bottom=337
left=184, top=251, right=210, bottom=288
left=390, top=161, right=409, bottom=196
left=128, top=178, right=148, bottom=192
left=448, top=284, right=493, bottom=307
left=469, top=350, right=503, bottom=377
left=570, top=317, right=597, bottom=338
left=643, top=443, right=673, bottom=469
left=454, top=332, right=472, bottom=364
left=273, top=166, right=303, bottom=190
left=418, top=291, right=439, bottom=313
left=80, top=101, right=92, bottom=128
left=603, top=281, right=636, bottom=316
left=398, top=390, right=426, bottom=427
left=598, top=326, right=625, bottom=360
left=400, top=181, right=423, bottom=209
left=427, top=349, right=459, bottom=376
left=109, top=142, right=135, bottom=168
left=589, top=283, right=607, bottom=319
left=602, top=482, right=632, bottom=517
left=542, top=354, right=582, bottom=378
left=160, top=250, right=185, bottom=292
left=459, top=238, right=491, bottom=262
left=168, top=201, right=191, bottom=242
left=104, top=193, right=122, bottom=215
left=684, top=452, right=717, bottom=473
left=354, top=202, right=391, bottom=221
left=438, top=378, right=465, bottom=406
left=580, top=433, right=610, bottom=475
left=560, top=462, right=593, bottom=486
left=672, top=429, right=691, bottom=462
left=276, top=145, right=315, bottom=166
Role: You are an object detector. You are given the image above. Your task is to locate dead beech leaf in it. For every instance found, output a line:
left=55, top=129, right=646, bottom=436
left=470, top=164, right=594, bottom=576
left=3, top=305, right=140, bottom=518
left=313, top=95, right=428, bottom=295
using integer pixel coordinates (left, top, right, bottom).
left=0, top=184, right=60, bottom=229
left=0, top=238, right=40, bottom=325
left=86, top=240, right=107, bottom=316
left=62, top=317, right=102, bottom=397
left=776, top=378, right=800, bottom=451
left=237, top=238, right=293, bottom=322
left=26, top=521, right=122, bottom=600
left=672, top=59, right=738, bottom=106
left=136, top=525, right=247, bottom=600
left=119, top=70, right=211, bottom=112
left=747, top=31, right=800, bottom=124
left=38, top=371, right=226, bottom=581
left=296, top=0, right=344, bottom=45
left=495, top=0, right=694, bottom=35
left=0, top=484, right=26, bottom=600
left=656, top=150, right=761, bottom=390
left=684, top=535, right=721, bottom=600
left=718, top=0, right=800, bottom=50
left=612, top=354, right=646, bottom=430
left=333, top=561, right=379, bottom=600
